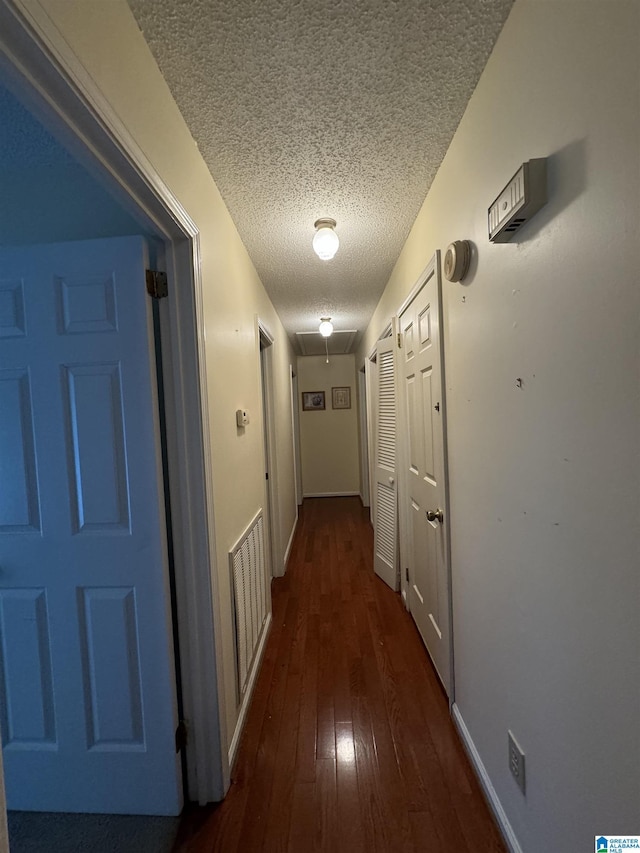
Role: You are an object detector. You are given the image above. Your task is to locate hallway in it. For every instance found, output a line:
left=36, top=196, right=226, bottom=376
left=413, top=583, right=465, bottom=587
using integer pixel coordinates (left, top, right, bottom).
left=175, top=497, right=505, bottom=852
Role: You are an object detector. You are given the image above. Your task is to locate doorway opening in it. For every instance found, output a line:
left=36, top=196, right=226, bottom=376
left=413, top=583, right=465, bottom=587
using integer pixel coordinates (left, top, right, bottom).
left=258, top=321, right=281, bottom=577
left=0, top=6, right=228, bottom=819
left=358, top=365, right=371, bottom=509
left=290, top=367, right=303, bottom=509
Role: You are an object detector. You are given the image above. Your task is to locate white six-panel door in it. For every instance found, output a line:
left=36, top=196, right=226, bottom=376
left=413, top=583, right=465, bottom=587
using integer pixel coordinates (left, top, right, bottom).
left=0, top=236, right=182, bottom=814
left=398, top=257, right=452, bottom=696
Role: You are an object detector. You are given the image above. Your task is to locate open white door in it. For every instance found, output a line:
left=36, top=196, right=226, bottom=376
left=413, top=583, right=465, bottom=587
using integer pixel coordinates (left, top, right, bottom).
left=0, top=236, right=182, bottom=814
left=290, top=368, right=302, bottom=508
left=372, top=327, right=399, bottom=590
left=398, top=254, right=452, bottom=696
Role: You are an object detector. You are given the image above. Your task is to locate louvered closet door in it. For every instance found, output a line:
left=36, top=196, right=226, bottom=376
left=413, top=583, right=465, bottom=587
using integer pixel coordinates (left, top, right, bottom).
left=373, top=329, right=399, bottom=590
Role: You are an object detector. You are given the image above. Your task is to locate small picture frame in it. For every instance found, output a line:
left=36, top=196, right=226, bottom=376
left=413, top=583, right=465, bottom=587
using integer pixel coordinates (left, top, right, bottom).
left=332, top=386, right=351, bottom=410
left=302, top=391, right=325, bottom=411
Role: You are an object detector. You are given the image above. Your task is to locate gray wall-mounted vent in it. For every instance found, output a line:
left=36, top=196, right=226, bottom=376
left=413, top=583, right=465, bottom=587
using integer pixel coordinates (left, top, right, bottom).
left=488, top=158, right=547, bottom=243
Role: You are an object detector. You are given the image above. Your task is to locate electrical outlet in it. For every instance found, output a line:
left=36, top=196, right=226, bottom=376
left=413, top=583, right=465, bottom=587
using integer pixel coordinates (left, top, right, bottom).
left=508, top=730, right=526, bottom=794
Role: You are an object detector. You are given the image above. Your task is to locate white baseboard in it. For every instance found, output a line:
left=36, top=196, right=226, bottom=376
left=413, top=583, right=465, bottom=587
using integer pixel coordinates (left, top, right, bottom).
left=303, top=491, right=360, bottom=498
left=283, top=515, right=298, bottom=569
left=228, top=612, right=272, bottom=770
left=451, top=704, right=522, bottom=853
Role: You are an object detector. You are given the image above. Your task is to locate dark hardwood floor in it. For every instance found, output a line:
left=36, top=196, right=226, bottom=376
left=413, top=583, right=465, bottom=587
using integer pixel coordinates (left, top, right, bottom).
left=174, top=497, right=505, bottom=852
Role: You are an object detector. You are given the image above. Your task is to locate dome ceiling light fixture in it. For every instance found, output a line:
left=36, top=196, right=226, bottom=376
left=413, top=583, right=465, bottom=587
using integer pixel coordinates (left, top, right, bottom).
left=318, top=317, right=334, bottom=337
left=312, top=218, right=339, bottom=261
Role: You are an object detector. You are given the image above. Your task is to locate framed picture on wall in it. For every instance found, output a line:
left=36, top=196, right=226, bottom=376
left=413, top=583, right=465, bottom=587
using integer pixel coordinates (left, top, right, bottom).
left=332, top=386, right=351, bottom=409
left=302, top=390, right=325, bottom=411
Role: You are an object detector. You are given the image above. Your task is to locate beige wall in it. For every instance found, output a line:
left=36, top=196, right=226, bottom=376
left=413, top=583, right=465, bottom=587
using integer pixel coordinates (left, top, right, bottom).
left=297, top=355, right=360, bottom=496
left=358, top=1, right=640, bottom=848
left=38, top=0, right=298, bottom=752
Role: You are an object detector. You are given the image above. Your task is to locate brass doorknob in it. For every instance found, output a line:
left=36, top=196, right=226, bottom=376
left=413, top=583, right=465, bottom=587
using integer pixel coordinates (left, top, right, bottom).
left=426, top=508, right=444, bottom=523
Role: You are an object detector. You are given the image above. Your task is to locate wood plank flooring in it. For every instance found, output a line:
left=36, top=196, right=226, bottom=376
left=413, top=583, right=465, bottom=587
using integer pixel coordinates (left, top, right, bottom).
left=174, top=497, right=505, bottom=853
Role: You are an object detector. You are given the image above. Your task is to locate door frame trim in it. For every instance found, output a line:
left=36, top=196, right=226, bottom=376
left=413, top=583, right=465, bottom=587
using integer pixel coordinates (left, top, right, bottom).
left=367, top=320, right=393, bottom=362
left=395, top=255, right=443, bottom=319
left=257, top=318, right=282, bottom=577
left=290, top=367, right=303, bottom=508
left=0, top=0, right=229, bottom=802
left=364, top=357, right=377, bottom=525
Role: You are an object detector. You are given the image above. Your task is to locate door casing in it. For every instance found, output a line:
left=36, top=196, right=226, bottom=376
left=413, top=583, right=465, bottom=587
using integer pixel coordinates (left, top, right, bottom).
left=364, top=354, right=377, bottom=526
left=258, top=319, right=282, bottom=577
left=290, top=369, right=303, bottom=508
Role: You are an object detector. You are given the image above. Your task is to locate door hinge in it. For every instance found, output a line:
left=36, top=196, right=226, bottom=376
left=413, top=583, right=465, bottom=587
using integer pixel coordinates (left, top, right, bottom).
left=175, top=719, right=188, bottom=753
left=265, top=472, right=269, bottom=481
left=405, top=566, right=409, bottom=582
left=397, top=332, right=402, bottom=349
left=146, top=269, right=168, bottom=299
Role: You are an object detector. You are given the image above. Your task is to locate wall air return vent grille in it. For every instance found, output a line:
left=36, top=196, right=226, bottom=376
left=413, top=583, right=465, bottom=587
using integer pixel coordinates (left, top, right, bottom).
left=229, top=510, right=268, bottom=699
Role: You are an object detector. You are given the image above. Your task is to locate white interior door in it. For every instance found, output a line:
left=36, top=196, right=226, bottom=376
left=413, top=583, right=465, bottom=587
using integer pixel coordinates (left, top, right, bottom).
left=0, top=236, right=182, bottom=814
left=399, top=257, right=452, bottom=695
left=373, top=329, right=399, bottom=590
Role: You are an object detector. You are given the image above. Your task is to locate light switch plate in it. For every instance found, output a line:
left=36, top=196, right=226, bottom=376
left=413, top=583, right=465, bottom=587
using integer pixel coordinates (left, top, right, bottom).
left=508, top=730, right=526, bottom=794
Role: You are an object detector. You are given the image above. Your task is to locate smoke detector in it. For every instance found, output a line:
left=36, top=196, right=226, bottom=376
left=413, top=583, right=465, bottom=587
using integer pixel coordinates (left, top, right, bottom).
left=443, top=240, right=471, bottom=282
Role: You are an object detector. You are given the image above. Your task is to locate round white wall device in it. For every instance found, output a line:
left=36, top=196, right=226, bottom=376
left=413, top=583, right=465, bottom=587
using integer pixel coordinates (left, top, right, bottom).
left=443, top=240, right=471, bottom=282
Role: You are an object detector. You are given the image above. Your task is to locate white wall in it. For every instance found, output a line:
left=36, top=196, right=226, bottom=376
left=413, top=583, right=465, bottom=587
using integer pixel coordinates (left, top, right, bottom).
left=297, top=355, right=360, bottom=497
left=36, top=0, right=298, bottom=755
left=358, top=2, right=640, bottom=849
left=0, top=163, right=143, bottom=245
left=0, top=84, right=143, bottom=245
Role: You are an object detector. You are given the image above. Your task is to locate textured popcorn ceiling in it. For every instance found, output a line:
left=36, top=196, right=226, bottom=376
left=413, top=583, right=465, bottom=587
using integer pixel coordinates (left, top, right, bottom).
left=129, top=0, right=513, bottom=351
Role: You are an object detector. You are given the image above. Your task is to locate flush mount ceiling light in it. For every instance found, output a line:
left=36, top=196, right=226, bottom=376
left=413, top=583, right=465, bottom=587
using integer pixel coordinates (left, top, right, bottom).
left=312, top=218, right=339, bottom=261
left=318, top=317, right=334, bottom=337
